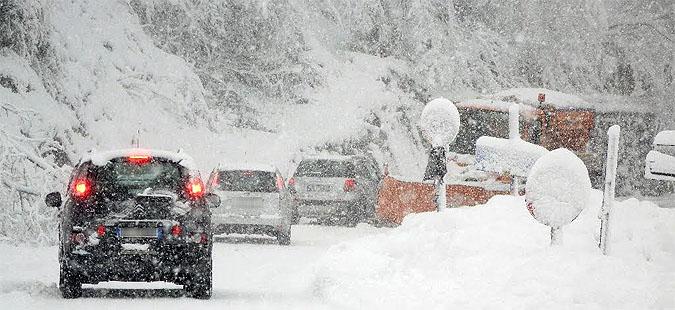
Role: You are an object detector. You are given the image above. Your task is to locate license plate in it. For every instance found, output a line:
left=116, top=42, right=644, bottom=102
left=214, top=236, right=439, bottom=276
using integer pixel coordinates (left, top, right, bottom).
left=307, top=184, right=331, bottom=192
left=230, top=197, right=263, bottom=208
left=121, top=227, right=156, bottom=238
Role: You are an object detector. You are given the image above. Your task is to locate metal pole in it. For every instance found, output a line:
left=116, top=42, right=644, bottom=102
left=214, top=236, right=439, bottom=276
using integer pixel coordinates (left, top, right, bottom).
left=599, top=125, right=620, bottom=255
left=551, top=226, right=563, bottom=246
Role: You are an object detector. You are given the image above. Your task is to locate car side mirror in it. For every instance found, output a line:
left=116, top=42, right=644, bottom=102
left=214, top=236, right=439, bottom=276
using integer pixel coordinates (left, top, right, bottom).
left=45, top=192, right=62, bottom=208
left=205, top=193, right=220, bottom=208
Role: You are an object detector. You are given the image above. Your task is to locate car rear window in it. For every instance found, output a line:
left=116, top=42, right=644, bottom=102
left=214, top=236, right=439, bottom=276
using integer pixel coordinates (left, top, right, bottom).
left=294, top=159, right=356, bottom=178
left=93, top=158, right=185, bottom=200
left=218, top=170, right=277, bottom=192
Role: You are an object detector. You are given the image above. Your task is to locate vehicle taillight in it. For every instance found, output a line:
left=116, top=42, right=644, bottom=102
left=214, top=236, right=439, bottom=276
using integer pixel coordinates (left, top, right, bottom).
left=276, top=176, right=285, bottom=190
left=96, top=224, right=106, bottom=237
left=128, top=154, right=152, bottom=164
left=186, top=177, right=204, bottom=200
left=344, top=178, right=357, bottom=192
left=288, top=177, right=296, bottom=187
left=171, top=224, right=182, bottom=237
left=71, top=178, right=92, bottom=200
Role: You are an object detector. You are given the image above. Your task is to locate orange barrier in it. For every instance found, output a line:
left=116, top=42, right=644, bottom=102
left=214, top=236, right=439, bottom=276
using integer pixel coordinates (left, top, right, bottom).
left=376, top=176, right=509, bottom=224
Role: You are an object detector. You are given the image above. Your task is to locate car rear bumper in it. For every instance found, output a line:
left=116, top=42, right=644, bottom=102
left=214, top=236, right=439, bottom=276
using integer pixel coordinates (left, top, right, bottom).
left=295, top=200, right=356, bottom=218
left=65, top=243, right=210, bottom=283
left=212, top=213, right=289, bottom=227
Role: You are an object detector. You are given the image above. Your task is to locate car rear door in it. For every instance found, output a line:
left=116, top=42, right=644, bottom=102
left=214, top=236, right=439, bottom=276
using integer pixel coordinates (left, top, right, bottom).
left=293, top=160, right=356, bottom=202
left=212, top=170, right=281, bottom=217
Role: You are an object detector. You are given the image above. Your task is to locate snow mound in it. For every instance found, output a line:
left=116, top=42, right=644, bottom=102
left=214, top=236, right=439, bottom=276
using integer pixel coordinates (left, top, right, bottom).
left=419, top=98, right=460, bottom=147
left=312, top=194, right=675, bottom=309
left=525, top=148, right=592, bottom=227
left=475, top=136, right=549, bottom=177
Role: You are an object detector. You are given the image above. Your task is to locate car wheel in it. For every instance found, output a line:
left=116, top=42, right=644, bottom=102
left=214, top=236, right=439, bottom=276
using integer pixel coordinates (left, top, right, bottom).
left=276, top=229, right=291, bottom=245
left=185, top=254, right=213, bottom=299
left=59, top=262, right=82, bottom=299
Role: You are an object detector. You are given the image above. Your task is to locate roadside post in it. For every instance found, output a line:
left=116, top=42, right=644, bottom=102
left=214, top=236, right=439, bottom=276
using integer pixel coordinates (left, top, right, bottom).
left=508, top=104, right=520, bottom=196
left=599, top=125, right=620, bottom=255
left=420, top=98, right=460, bottom=212
left=525, top=148, right=592, bottom=246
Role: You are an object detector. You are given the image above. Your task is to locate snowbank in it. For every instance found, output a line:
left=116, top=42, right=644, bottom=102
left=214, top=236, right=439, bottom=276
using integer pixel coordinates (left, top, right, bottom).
left=312, top=193, right=675, bottom=309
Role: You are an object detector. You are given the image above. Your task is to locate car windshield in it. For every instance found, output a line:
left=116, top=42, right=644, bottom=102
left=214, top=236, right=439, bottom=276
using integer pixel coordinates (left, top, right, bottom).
left=654, top=144, right=675, bottom=156
left=295, top=159, right=356, bottom=178
left=218, top=170, right=277, bottom=192
left=94, top=158, right=184, bottom=200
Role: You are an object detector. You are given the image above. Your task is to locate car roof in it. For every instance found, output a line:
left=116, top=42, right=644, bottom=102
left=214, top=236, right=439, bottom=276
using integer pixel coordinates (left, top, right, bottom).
left=654, top=130, right=675, bottom=146
left=80, top=148, right=197, bottom=170
left=216, top=162, right=278, bottom=173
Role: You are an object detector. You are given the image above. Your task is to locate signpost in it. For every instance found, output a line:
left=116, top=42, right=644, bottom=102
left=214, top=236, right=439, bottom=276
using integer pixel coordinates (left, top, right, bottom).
left=420, top=98, right=460, bottom=212
left=525, top=148, right=592, bottom=246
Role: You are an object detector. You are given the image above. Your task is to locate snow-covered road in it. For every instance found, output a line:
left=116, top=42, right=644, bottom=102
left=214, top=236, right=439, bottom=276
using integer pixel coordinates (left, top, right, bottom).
left=0, top=224, right=388, bottom=309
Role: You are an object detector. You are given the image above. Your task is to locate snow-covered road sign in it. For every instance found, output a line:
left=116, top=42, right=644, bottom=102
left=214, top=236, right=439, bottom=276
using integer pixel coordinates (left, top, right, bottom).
left=525, top=148, right=592, bottom=245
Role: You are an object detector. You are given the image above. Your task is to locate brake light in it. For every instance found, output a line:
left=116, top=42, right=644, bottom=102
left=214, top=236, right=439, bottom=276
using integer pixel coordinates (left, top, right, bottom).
left=128, top=154, right=152, bottom=164
left=276, top=176, right=285, bottom=190
left=344, top=178, right=357, bottom=192
left=186, top=177, right=204, bottom=200
left=71, top=178, right=92, bottom=200
left=96, top=224, right=106, bottom=237
left=288, top=177, right=296, bottom=187
left=171, top=224, right=182, bottom=237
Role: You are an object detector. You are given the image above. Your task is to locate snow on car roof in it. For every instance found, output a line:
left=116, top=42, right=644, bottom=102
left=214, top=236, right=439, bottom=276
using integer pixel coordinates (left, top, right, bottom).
left=216, top=162, right=278, bottom=173
left=80, top=148, right=197, bottom=170
left=654, top=130, right=675, bottom=146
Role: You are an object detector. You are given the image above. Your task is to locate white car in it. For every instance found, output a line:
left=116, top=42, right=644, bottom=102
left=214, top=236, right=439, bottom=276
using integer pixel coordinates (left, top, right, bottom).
left=645, top=130, right=675, bottom=181
left=207, top=163, right=292, bottom=245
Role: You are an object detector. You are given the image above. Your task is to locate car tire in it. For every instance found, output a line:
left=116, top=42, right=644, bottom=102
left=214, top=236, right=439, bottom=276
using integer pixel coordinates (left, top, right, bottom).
left=185, top=254, right=213, bottom=299
left=276, top=229, right=291, bottom=245
left=59, top=262, right=82, bottom=299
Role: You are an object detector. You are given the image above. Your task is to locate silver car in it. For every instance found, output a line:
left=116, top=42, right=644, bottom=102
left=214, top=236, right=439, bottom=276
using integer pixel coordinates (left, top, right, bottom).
left=289, top=155, right=381, bottom=226
left=207, top=163, right=292, bottom=245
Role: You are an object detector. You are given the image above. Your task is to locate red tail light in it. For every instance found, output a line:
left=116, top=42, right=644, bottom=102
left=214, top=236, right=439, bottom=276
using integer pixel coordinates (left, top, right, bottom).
left=71, top=178, right=92, bottom=200
left=288, top=177, right=296, bottom=187
left=96, top=224, right=106, bottom=237
left=186, top=177, right=204, bottom=200
left=128, top=154, right=152, bottom=164
left=343, top=178, right=357, bottom=192
left=171, top=224, right=182, bottom=237
left=276, top=176, right=285, bottom=190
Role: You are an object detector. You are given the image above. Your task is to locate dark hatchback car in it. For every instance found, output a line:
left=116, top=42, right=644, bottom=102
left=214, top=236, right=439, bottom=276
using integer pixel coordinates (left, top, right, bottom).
left=45, top=149, right=220, bottom=299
